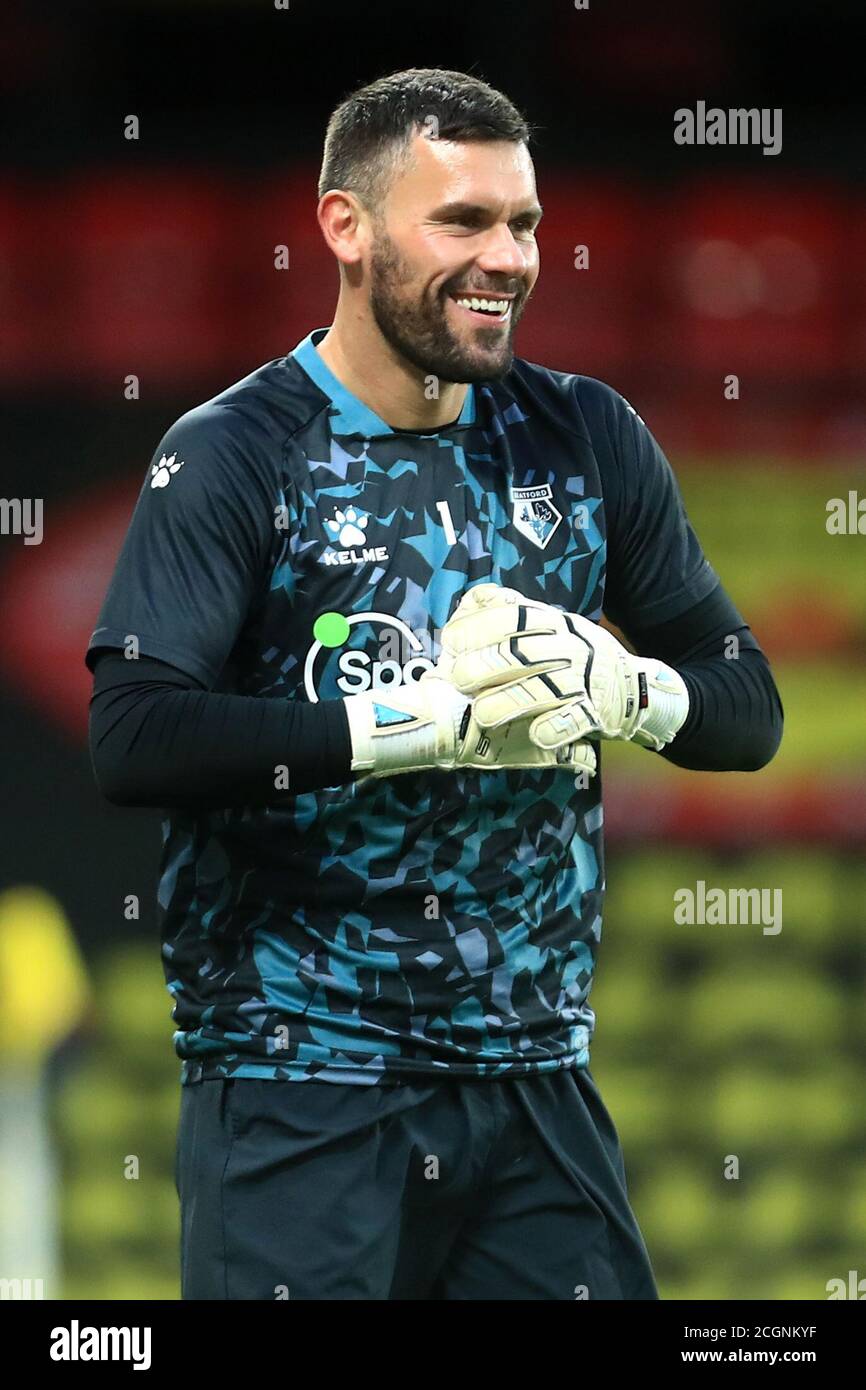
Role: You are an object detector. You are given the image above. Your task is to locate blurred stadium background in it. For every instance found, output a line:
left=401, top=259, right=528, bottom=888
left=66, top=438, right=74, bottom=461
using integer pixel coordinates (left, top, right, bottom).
left=1, top=0, right=864, bottom=1300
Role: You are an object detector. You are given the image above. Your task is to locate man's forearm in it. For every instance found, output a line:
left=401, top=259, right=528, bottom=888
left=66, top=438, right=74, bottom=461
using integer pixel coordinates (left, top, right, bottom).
left=624, top=587, right=783, bottom=773
left=663, top=646, right=783, bottom=771
left=89, top=652, right=353, bottom=807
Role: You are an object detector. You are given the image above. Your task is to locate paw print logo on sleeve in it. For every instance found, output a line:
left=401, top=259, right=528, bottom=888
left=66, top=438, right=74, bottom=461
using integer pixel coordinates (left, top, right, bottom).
left=326, top=506, right=369, bottom=548
left=150, top=453, right=185, bottom=489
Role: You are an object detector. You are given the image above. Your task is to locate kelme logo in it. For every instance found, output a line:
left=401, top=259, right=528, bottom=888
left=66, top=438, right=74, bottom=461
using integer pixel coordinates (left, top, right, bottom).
left=304, top=610, right=433, bottom=701
left=320, top=507, right=390, bottom=565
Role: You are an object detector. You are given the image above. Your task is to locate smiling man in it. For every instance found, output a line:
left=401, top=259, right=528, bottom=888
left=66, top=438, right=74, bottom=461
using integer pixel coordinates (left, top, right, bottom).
left=86, top=68, right=782, bottom=1300
left=316, top=110, right=539, bottom=419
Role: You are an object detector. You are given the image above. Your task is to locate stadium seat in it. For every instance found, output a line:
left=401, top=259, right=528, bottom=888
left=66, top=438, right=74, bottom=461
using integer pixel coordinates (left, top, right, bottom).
left=515, top=179, right=647, bottom=378
left=230, top=167, right=339, bottom=362
left=649, top=178, right=847, bottom=385
left=62, top=173, right=235, bottom=384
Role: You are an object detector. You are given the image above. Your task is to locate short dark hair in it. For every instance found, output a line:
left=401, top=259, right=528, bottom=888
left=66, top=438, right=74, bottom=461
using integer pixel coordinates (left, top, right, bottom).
left=318, top=68, right=532, bottom=211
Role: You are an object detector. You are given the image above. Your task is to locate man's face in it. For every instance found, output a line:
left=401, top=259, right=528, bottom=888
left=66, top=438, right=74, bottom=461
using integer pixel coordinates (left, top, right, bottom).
left=366, top=133, right=541, bottom=384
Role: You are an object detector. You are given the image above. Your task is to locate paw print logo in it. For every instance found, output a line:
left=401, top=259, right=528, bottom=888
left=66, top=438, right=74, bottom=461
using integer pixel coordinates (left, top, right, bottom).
left=150, top=453, right=185, bottom=489
left=326, top=506, right=369, bottom=548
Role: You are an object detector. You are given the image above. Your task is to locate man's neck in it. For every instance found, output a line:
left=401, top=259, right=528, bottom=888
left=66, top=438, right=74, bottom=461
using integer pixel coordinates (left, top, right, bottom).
left=315, top=307, right=469, bottom=431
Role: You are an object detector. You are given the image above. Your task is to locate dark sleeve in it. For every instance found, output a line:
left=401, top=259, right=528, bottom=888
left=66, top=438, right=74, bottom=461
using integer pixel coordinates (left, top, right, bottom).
left=622, top=584, right=784, bottom=772
left=595, top=386, right=721, bottom=632
left=89, top=651, right=353, bottom=807
left=85, top=404, right=283, bottom=685
left=582, top=381, right=781, bottom=770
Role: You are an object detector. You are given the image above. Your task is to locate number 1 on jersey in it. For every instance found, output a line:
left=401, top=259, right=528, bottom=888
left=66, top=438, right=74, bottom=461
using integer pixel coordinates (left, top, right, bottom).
left=435, top=500, right=458, bottom=546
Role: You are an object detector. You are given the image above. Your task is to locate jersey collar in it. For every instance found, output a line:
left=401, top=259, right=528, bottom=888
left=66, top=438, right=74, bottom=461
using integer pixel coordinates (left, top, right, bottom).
left=291, top=327, right=476, bottom=437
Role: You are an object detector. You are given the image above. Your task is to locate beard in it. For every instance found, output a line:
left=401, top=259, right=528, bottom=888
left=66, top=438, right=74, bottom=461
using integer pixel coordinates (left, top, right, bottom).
left=368, top=227, right=528, bottom=385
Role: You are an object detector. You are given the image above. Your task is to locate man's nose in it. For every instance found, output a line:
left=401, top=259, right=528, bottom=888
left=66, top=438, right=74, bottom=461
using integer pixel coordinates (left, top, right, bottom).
left=474, top=224, right=530, bottom=278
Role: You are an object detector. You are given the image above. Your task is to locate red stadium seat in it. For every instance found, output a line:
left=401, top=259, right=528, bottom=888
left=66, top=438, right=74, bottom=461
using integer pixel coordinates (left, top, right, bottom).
left=0, top=185, right=60, bottom=384
left=228, top=167, right=339, bottom=364
left=842, top=198, right=866, bottom=384
left=648, top=178, right=847, bottom=384
left=516, top=178, right=646, bottom=378
left=61, top=173, right=236, bottom=386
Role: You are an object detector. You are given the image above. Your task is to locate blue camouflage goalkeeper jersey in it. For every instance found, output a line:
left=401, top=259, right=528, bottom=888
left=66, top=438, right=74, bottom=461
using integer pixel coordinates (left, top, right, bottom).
left=87, top=327, right=718, bottom=1084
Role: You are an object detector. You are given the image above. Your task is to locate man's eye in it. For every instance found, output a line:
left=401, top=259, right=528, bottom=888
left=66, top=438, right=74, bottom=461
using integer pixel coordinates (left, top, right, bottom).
left=442, top=215, right=537, bottom=234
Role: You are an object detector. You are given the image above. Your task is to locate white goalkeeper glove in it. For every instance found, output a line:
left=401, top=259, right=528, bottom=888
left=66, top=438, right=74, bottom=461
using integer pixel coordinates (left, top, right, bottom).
left=343, top=671, right=597, bottom=780
left=438, top=584, right=689, bottom=753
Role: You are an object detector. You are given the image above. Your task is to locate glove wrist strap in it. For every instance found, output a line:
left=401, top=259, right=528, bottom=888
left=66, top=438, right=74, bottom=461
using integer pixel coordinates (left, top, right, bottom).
left=344, top=684, right=465, bottom=776
left=632, top=661, right=689, bottom=749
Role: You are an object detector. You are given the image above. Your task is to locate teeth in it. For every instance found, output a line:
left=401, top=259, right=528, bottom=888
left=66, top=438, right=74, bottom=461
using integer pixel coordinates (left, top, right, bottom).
left=454, top=296, right=510, bottom=315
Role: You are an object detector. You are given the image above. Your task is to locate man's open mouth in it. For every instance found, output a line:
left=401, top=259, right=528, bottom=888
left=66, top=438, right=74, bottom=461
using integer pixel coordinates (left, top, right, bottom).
left=449, top=293, right=513, bottom=324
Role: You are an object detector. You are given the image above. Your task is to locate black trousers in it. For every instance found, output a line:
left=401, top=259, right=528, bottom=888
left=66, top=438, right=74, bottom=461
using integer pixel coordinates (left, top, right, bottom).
left=175, top=1065, right=659, bottom=1300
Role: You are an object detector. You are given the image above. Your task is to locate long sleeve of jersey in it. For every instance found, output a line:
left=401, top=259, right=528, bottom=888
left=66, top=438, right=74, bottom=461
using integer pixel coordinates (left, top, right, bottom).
left=584, top=381, right=782, bottom=772
left=89, top=651, right=353, bottom=807
left=622, top=584, right=783, bottom=772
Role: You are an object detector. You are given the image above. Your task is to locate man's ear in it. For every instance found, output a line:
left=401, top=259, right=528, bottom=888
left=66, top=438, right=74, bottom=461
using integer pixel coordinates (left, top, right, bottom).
left=317, top=189, right=367, bottom=268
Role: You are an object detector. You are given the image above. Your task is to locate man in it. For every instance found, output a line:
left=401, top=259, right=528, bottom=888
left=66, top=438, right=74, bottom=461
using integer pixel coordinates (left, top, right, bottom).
left=86, top=68, right=782, bottom=1300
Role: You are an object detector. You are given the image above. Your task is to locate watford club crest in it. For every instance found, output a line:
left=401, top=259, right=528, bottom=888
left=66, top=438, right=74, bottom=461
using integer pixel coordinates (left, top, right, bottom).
left=511, top=484, right=562, bottom=550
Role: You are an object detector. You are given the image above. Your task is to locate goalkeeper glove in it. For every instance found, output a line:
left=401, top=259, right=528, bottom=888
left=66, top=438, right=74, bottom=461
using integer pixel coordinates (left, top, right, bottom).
left=343, top=672, right=597, bottom=780
left=438, top=584, right=689, bottom=753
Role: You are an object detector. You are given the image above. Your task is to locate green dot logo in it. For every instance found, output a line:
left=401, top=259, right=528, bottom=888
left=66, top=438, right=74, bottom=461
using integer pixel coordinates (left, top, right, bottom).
left=313, top=611, right=351, bottom=648
left=304, top=609, right=430, bottom=702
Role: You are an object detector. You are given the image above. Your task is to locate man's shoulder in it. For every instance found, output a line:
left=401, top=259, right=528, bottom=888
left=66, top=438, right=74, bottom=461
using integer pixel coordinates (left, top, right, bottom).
left=162, top=353, right=329, bottom=461
left=503, top=354, right=633, bottom=442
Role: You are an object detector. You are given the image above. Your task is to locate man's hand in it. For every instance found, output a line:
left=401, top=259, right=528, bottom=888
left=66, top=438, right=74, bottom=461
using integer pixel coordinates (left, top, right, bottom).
left=343, top=669, right=597, bottom=780
left=438, top=584, right=689, bottom=753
